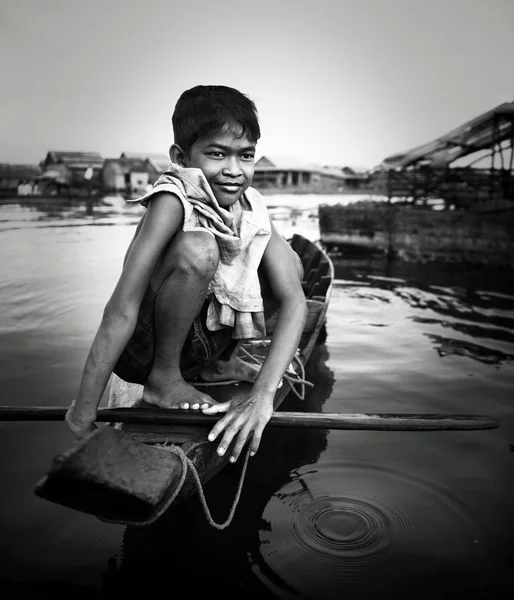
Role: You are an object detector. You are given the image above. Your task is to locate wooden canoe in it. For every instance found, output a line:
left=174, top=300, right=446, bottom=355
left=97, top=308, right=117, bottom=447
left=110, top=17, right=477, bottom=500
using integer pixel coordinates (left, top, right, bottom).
left=34, top=233, right=334, bottom=526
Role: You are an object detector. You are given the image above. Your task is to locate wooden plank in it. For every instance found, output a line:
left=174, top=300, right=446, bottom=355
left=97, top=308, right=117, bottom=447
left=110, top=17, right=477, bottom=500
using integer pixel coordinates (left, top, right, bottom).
left=303, top=250, right=322, bottom=281
left=311, top=275, right=332, bottom=298
left=303, top=299, right=324, bottom=333
left=307, top=259, right=330, bottom=296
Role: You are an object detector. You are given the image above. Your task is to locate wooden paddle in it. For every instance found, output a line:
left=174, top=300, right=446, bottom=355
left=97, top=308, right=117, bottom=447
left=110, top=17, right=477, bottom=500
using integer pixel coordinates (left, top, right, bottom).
left=0, top=406, right=499, bottom=431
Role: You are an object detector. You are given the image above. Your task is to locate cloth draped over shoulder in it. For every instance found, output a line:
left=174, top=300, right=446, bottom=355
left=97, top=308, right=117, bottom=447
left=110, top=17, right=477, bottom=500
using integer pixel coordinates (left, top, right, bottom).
left=128, top=162, right=272, bottom=339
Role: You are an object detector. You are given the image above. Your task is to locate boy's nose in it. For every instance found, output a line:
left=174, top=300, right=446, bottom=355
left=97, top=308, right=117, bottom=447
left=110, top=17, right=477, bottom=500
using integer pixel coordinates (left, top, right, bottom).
left=222, top=157, right=243, bottom=176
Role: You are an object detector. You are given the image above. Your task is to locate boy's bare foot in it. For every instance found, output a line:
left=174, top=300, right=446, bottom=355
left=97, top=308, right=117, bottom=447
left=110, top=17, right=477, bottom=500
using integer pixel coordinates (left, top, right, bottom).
left=143, top=375, right=216, bottom=411
left=199, top=356, right=260, bottom=384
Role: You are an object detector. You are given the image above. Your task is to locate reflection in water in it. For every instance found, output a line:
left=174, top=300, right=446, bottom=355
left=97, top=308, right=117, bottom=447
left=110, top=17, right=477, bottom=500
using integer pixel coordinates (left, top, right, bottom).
left=101, top=344, right=334, bottom=598
left=333, top=257, right=514, bottom=368
left=426, top=333, right=514, bottom=365
left=0, top=197, right=143, bottom=232
left=413, top=317, right=514, bottom=346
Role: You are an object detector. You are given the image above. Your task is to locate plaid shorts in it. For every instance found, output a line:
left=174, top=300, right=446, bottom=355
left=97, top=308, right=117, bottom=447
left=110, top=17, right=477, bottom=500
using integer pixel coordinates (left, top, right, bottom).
left=113, top=286, right=235, bottom=384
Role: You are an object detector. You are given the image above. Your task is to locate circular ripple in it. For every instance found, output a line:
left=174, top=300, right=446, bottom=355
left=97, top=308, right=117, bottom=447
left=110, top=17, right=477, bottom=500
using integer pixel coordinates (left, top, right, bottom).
left=250, top=462, right=484, bottom=600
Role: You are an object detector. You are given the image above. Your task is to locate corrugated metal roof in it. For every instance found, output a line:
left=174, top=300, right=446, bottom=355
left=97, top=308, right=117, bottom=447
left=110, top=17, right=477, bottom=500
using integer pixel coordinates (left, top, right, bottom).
left=46, top=151, right=105, bottom=167
left=379, top=101, right=514, bottom=170
left=255, top=155, right=319, bottom=172
left=255, top=155, right=367, bottom=179
left=104, top=157, right=153, bottom=174
left=0, top=163, right=42, bottom=178
left=120, top=152, right=170, bottom=171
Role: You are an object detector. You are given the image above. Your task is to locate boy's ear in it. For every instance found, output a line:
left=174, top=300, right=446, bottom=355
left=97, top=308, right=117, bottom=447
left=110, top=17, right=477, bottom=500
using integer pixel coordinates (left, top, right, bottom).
left=169, top=144, right=187, bottom=167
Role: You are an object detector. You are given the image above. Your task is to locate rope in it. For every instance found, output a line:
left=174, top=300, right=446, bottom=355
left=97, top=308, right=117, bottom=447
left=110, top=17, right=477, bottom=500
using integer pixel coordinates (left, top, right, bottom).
left=134, top=343, right=313, bottom=529
left=159, top=442, right=252, bottom=530
left=238, top=345, right=314, bottom=401
left=98, top=439, right=251, bottom=529
left=192, top=343, right=314, bottom=401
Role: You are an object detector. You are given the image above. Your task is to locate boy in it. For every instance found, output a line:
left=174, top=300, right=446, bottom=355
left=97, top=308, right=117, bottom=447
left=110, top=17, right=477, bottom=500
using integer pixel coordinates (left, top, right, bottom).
left=65, top=85, right=307, bottom=464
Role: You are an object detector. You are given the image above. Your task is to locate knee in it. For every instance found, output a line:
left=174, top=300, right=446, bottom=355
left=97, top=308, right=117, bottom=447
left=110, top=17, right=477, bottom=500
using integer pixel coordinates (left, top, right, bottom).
left=174, top=232, right=219, bottom=279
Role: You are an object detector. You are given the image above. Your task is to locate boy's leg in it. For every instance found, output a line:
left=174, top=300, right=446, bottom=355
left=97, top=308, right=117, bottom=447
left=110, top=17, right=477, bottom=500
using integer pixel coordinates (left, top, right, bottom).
left=143, top=230, right=220, bottom=410
left=199, top=248, right=304, bottom=383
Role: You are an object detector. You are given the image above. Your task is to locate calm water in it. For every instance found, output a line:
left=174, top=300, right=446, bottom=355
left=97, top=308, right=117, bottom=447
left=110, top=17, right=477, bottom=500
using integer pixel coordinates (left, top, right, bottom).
left=0, top=198, right=513, bottom=599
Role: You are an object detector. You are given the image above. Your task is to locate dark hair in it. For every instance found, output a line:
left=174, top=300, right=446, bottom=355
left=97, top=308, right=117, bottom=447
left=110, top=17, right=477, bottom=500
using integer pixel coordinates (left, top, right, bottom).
left=172, top=85, right=260, bottom=154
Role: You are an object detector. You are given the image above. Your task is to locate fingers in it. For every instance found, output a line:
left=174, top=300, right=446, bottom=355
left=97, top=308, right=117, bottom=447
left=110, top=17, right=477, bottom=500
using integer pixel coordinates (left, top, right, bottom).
left=207, top=411, right=233, bottom=447
left=229, top=424, right=253, bottom=463
left=249, top=423, right=265, bottom=457
left=208, top=416, right=265, bottom=463
left=205, top=398, right=272, bottom=462
left=216, top=420, right=246, bottom=462
left=202, top=401, right=231, bottom=415
left=219, top=420, right=266, bottom=463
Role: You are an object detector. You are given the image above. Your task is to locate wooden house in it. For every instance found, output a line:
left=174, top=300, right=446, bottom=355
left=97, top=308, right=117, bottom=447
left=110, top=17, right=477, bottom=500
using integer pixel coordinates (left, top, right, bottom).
left=102, top=156, right=151, bottom=194
left=253, top=156, right=368, bottom=193
left=40, top=151, right=104, bottom=191
left=119, top=152, right=170, bottom=184
left=0, top=163, right=42, bottom=196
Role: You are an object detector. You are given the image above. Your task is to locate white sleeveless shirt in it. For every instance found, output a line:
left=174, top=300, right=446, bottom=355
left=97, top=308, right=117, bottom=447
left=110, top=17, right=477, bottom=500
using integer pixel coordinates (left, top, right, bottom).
left=129, top=162, right=272, bottom=339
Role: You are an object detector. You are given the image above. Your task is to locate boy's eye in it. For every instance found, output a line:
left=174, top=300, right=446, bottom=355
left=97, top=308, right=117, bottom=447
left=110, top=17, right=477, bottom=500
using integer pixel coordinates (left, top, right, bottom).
left=207, top=151, right=225, bottom=158
left=241, top=154, right=255, bottom=161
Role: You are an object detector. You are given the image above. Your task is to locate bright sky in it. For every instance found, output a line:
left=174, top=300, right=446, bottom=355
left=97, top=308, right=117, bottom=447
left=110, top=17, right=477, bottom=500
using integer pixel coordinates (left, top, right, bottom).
left=1, top=0, right=513, bottom=169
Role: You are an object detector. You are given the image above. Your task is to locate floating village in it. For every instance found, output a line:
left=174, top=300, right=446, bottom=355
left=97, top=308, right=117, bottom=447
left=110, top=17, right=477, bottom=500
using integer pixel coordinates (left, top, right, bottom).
left=1, top=101, right=513, bottom=267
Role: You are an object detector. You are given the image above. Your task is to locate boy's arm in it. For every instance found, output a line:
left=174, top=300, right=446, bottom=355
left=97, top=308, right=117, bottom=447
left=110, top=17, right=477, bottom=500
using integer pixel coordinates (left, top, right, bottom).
left=65, top=193, right=184, bottom=438
left=203, top=223, right=308, bottom=461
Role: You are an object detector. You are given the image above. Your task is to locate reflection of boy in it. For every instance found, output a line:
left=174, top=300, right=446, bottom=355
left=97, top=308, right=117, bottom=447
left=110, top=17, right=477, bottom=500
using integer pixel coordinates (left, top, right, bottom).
left=65, top=85, right=307, bottom=463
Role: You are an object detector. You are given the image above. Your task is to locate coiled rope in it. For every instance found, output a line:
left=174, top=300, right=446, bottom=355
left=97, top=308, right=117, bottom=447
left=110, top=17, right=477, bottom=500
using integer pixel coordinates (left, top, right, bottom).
left=194, top=343, right=314, bottom=401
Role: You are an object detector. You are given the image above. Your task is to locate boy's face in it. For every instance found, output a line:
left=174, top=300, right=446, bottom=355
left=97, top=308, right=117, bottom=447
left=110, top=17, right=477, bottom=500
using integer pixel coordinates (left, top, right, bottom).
left=180, top=122, right=256, bottom=207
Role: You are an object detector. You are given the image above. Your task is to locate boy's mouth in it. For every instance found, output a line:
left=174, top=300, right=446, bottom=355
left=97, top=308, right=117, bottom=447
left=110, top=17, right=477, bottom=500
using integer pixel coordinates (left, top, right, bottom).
left=216, top=182, right=242, bottom=194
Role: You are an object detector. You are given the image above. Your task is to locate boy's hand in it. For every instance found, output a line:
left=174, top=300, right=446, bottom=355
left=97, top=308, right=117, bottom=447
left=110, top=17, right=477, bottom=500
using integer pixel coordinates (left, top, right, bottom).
left=202, top=389, right=275, bottom=462
left=65, top=400, right=98, bottom=440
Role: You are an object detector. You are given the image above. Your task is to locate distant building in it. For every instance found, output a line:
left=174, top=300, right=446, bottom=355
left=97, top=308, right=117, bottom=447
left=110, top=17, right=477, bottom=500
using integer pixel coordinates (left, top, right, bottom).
left=39, top=151, right=104, bottom=192
left=253, top=156, right=368, bottom=193
left=0, top=163, right=42, bottom=196
left=119, top=152, right=170, bottom=184
left=102, top=157, right=152, bottom=194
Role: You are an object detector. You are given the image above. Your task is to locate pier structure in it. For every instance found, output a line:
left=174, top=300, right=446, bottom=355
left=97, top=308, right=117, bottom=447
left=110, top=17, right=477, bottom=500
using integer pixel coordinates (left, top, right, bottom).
left=319, top=101, right=514, bottom=265
left=371, top=101, right=514, bottom=213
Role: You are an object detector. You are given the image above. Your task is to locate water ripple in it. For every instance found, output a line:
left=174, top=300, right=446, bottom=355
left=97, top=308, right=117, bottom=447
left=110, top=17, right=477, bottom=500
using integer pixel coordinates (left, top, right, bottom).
left=251, top=461, right=484, bottom=600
